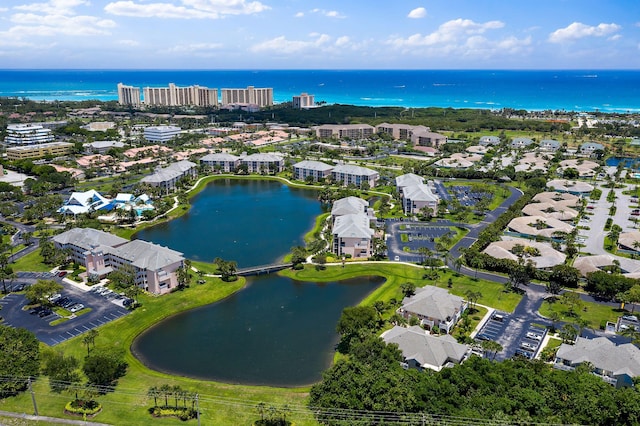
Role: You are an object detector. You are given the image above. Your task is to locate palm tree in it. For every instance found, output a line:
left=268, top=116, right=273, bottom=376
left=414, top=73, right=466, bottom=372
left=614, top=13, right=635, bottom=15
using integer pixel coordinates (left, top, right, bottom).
left=160, top=384, right=172, bottom=407
left=147, top=386, right=160, bottom=407
left=481, top=340, right=503, bottom=361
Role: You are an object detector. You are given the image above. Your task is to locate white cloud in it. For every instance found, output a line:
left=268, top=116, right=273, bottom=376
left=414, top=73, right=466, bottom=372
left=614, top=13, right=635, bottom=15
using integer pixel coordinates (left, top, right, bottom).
left=305, top=8, right=345, bottom=19
left=294, top=11, right=304, bottom=18
left=386, top=18, right=531, bottom=58
left=4, top=1, right=116, bottom=39
left=0, top=7, right=9, bottom=12
left=548, top=22, right=621, bottom=43
left=407, top=7, right=427, bottom=19
left=608, top=34, right=622, bottom=41
left=388, top=18, right=504, bottom=48
left=104, top=0, right=270, bottom=19
left=165, top=42, right=223, bottom=53
left=118, top=39, right=140, bottom=46
left=250, top=33, right=359, bottom=55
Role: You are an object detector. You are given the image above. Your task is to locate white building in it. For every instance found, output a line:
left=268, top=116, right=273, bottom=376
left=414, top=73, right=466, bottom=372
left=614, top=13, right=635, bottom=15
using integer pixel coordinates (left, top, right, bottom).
left=143, top=83, right=218, bottom=107
left=58, top=190, right=114, bottom=216
left=221, top=86, right=273, bottom=107
left=331, top=164, right=379, bottom=188
left=144, top=125, right=182, bottom=143
left=292, top=93, right=315, bottom=109
left=200, top=153, right=240, bottom=172
left=117, top=83, right=141, bottom=107
left=4, top=124, right=54, bottom=145
left=240, top=153, right=284, bottom=173
left=332, top=213, right=374, bottom=259
left=140, top=160, right=197, bottom=193
left=293, top=160, right=333, bottom=181
left=402, top=184, right=439, bottom=215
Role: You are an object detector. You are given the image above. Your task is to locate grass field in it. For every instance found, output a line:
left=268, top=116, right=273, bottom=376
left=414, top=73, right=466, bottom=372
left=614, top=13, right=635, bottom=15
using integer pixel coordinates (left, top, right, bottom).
left=538, top=295, right=625, bottom=330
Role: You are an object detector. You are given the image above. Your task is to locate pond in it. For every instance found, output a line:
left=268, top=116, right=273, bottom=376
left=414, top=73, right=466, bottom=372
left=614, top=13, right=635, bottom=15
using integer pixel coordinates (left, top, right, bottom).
left=606, top=156, right=640, bottom=169
left=132, top=178, right=385, bottom=386
left=135, top=178, right=324, bottom=267
left=132, top=274, right=384, bottom=386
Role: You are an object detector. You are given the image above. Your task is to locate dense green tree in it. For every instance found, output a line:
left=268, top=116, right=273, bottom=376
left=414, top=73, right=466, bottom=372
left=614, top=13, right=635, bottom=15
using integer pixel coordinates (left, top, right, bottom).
left=335, top=306, right=378, bottom=353
left=0, top=326, right=40, bottom=397
left=83, top=349, right=128, bottom=390
left=41, top=350, right=81, bottom=394
left=548, top=264, right=581, bottom=293
left=24, top=279, right=63, bottom=306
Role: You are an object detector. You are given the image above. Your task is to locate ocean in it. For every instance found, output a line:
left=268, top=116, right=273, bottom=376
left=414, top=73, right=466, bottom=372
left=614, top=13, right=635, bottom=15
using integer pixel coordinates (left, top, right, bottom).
left=0, top=69, right=639, bottom=113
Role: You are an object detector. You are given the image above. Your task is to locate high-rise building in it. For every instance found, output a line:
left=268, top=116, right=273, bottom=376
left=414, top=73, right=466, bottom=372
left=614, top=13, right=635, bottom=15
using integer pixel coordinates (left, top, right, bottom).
left=117, top=83, right=141, bottom=107
left=142, top=83, right=218, bottom=107
left=221, top=86, right=273, bottom=108
left=4, top=124, right=54, bottom=145
left=292, top=93, right=315, bottom=109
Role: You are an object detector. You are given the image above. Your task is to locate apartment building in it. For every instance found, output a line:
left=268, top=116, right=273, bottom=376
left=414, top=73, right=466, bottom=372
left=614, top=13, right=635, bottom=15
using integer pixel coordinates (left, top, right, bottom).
left=4, top=124, right=54, bottom=145
left=221, top=86, right=273, bottom=108
left=332, top=213, right=374, bottom=259
left=144, top=125, right=182, bottom=143
left=6, top=142, right=73, bottom=160
left=292, top=92, right=315, bottom=109
left=331, top=164, right=379, bottom=188
left=314, top=124, right=375, bottom=139
left=117, top=83, right=141, bottom=107
left=53, top=228, right=184, bottom=295
left=293, top=160, right=333, bottom=181
left=200, top=153, right=241, bottom=172
left=376, top=123, right=430, bottom=140
left=140, top=160, right=197, bottom=193
left=240, top=153, right=284, bottom=173
left=142, top=83, right=218, bottom=107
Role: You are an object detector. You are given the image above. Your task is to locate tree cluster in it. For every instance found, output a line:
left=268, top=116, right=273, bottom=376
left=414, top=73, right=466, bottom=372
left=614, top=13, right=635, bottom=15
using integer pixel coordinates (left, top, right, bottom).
left=0, top=325, right=40, bottom=398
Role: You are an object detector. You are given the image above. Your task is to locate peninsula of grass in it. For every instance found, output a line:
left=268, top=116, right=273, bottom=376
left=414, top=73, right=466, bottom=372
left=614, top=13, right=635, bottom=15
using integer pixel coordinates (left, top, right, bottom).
left=538, top=295, right=624, bottom=330
left=279, top=263, right=521, bottom=313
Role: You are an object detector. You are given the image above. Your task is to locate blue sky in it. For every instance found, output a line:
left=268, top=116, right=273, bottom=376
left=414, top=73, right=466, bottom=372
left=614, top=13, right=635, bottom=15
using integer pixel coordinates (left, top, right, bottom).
left=0, top=0, right=639, bottom=69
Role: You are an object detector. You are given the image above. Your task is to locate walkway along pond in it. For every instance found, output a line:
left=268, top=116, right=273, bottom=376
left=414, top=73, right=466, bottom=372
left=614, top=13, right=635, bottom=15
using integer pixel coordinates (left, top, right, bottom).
left=133, top=178, right=386, bottom=386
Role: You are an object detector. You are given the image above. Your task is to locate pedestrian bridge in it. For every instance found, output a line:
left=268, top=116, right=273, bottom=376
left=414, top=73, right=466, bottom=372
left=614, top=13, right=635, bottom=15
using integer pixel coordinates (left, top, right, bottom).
left=236, top=263, right=293, bottom=276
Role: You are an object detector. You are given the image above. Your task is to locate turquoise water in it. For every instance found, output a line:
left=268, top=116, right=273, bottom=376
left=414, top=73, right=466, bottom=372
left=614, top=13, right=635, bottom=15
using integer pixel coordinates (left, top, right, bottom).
left=2, top=69, right=639, bottom=112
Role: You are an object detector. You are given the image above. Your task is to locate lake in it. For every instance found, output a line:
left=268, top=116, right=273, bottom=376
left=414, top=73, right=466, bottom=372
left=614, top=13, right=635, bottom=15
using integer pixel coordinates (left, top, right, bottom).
left=135, top=178, right=324, bottom=267
left=133, top=178, right=384, bottom=386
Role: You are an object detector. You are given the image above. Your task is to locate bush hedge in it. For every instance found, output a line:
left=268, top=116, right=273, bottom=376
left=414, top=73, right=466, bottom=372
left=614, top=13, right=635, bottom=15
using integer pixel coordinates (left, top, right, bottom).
left=65, top=399, right=101, bottom=416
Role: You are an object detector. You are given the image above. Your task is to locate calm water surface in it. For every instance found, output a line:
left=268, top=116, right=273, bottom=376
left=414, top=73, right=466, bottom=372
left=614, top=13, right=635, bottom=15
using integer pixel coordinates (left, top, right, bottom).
left=132, top=274, right=384, bottom=386
left=135, top=179, right=323, bottom=266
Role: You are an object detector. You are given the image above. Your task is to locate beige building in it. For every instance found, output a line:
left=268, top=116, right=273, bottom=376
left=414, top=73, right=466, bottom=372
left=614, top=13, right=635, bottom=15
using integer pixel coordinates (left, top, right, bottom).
left=6, top=142, right=73, bottom=160
left=143, top=83, right=218, bottom=107
left=292, top=93, right=315, bottom=109
left=221, top=86, right=273, bottom=107
left=315, top=124, right=375, bottom=139
left=117, top=83, right=141, bottom=107
left=332, top=213, right=374, bottom=259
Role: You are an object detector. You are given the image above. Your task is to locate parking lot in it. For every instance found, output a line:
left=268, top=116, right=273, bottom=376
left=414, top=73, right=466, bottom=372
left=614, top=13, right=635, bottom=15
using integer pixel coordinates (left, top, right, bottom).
left=0, top=279, right=130, bottom=346
left=474, top=311, right=548, bottom=360
left=386, top=220, right=459, bottom=262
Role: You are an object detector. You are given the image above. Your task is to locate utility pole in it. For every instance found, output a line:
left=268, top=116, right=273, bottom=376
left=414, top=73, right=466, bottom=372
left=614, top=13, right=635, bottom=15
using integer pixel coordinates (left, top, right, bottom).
left=28, top=377, right=38, bottom=416
left=196, top=393, right=200, bottom=426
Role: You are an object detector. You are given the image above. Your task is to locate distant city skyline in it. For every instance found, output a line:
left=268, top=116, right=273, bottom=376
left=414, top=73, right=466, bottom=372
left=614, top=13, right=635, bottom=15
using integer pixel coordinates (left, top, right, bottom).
left=0, top=0, right=639, bottom=69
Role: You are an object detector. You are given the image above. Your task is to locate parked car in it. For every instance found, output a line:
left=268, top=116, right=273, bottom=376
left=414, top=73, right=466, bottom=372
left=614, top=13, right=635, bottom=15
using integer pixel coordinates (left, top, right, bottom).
left=526, top=332, right=542, bottom=341
left=56, top=297, right=71, bottom=306
left=521, top=342, right=537, bottom=351
left=122, top=298, right=134, bottom=307
left=38, top=308, right=53, bottom=318
left=57, top=271, right=67, bottom=277
left=68, top=304, right=84, bottom=313
left=48, top=293, right=62, bottom=303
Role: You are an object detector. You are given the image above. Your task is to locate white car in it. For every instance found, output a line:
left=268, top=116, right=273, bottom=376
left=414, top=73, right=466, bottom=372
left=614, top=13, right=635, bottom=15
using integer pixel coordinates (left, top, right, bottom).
left=394, top=256, right=400, bottom=261
left=526, top=332, right=542, bottom=341
left=521, top=342, right=537, bottom=351
left=68, top=304, right=84, bottom=313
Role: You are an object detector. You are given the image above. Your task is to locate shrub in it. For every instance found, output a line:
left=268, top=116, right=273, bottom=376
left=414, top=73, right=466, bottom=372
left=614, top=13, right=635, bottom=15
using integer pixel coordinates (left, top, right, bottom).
left=149, top=406, right=197, bottom=421
left=65, top=399, right=101, bottom=416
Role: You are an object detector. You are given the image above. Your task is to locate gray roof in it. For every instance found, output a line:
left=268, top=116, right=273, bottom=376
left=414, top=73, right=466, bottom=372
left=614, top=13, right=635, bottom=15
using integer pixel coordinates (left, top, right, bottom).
left=331, top=196, right=368, bottom=217
left=540, top=139, right=561, bottom=147
left=84, top=141, right=125, bottom=149
left=53, top=228, right=127, bottom=251
left=293, top=160, right=334, bottom=172
left=401, top=286, right=465, bottom=322
left=241, top=153, right=283, bottom=162
left=402, top=184, right=439, bottom=203
left=511, top=137, right=533, bottom=147
left=332, top=164, right=378, bottom=176
left=109, top=239, right=184, bottom=271
left=333, top=213, right=373, bottom=239
left=167, top=160, right=197, bottom=173
left=556, top=337, right=640, bottom=377
left=580, top=142, right=604, bottom=151
left=395, top=173, right=424, bottom=188
left=200, top=153, right=239, bottom=162
left=382, top=325, right=469, bottom=370
left=141, top=160, right=196, bottom=184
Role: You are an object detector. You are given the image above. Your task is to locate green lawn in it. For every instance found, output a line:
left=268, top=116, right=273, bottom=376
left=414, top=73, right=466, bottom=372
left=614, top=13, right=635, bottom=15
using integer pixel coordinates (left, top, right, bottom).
left=11, top=250, right=52, bottom=272
left=280, top=264, right=521, bottom=313
left=539, top=296, right=625, bottom=330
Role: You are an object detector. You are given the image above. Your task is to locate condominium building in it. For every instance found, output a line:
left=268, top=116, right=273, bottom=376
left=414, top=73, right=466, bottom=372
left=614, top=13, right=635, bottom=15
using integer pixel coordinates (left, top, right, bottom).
left=293, top=160, right=333, bottom=181
left=332, top=213, right=374, bottom=259
left=53, top=227, right=184, bottom=295
left=6, top=142, right=73, bottom=160
left=331, top=164, right=379, bottom=188
left=143, top=83, right=218, bottom=107
left=240, top=153, right=284, bottom=173
left=315, top=124, right=375, bottom=140
left=117, top=83, right=141, bottom=107
left=292, top=93, right=315, bottom=109
left=200, top=153, right=240, bottom=172
left=375, top=123, right=430, bottom=140
left=144, top=125, right=182, bottom=142
left=140, top=160, right=197, bottom=193
left=4, top=124, right=54, bottom=145
left=221, top=86, right=273, bottom=108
